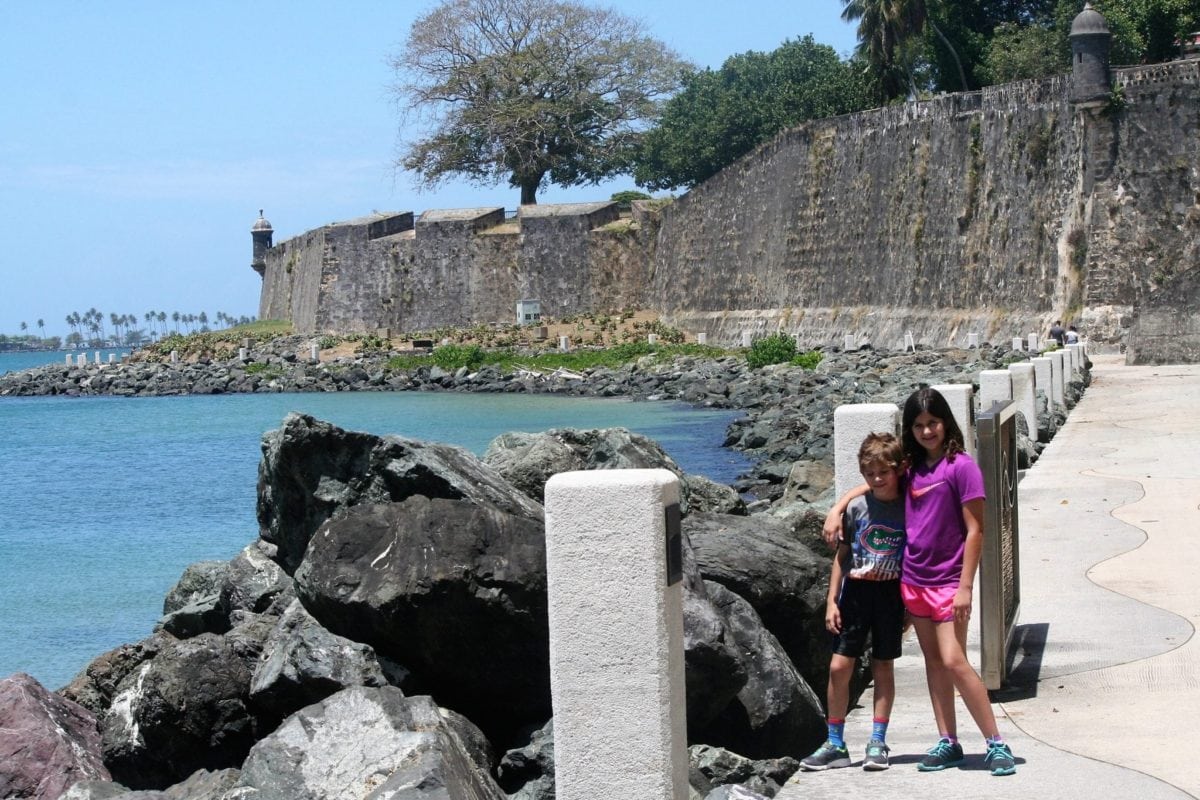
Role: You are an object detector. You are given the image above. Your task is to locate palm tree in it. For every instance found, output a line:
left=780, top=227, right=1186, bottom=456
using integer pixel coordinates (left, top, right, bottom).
left=37, top=319, right=45, bottom=342
left=841, top=0, right=967, bottom=98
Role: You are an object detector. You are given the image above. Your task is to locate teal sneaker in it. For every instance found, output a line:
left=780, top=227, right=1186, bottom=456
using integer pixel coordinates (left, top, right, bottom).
left=800, top=741, right=851, bottom=771
left=917, top=738, right=964, bottom=771
left=985, top=741, right=1016, bottom=776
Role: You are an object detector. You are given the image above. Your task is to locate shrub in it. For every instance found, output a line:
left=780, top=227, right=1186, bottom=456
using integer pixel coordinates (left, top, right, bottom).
left=791, top=350, right=823, bottom=370
left=431, top=343, right=486, bottom=371
left=746, top=333, right=797, bottom=368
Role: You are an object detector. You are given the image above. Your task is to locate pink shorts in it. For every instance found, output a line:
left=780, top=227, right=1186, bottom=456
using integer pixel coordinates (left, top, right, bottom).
left=901, top=582, right=958, bottom=623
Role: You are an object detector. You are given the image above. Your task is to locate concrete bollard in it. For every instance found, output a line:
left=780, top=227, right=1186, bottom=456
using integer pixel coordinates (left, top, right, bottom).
left=1008, top=363, right=1037, bottom=438
left=559, top=336, right=570, bottom=352
left=1066, top=343, right=1084, bottom=376
left=76, top=354, right=87, bottom=367
left=1049, top=351, right=1067, bottom=407
left=833, top=404, right=900, bottom=498
left=1027, top=333, right=1039, bottom=352
left=978, top=370, right=1013, bottom=411
left=310, top=343, right=320, bottom=362
left=544, top=470, right=687, bottom=800
left=844, top=334, right=856, bottom=351
left=741, top=331, right=753, bottom=349
left=696, top=332, right=708, bottom=346
left=94, top=351, right=102, bottom=365
left=239, top=347, right=248, bottom=361
left=1031, top=357, right=1054, bottom=410
left=904, top=332, right=916, bottom=352
left=242, top=338, right=252, bottom=350
left=931, top=383, right=977, bottom=459
left=65, top=354, right=72, bottom=365
left=170, top=350, right=179, bottom=364
left=647, top=334, right=658, bottom=346
left=967, top=333, right=980, bottom=349
left=108, top=354, right=116, bottom=364
left=1012, top=337, right=1024, bottom=352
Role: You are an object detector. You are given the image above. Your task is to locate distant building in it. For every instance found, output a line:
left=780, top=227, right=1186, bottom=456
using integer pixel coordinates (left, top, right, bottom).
left=517, top=299, right=542, bottom=325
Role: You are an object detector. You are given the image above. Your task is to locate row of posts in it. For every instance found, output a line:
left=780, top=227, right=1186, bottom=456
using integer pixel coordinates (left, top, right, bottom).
left=542, top=340, right=1086, bottom=798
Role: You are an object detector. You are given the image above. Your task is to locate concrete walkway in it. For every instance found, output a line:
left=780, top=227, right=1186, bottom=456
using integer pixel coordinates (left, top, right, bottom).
left=778, top=355, right=1200, bottom=800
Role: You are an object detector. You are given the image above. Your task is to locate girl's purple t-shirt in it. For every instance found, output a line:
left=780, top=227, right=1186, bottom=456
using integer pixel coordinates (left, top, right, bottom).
left=903, top=452, right=986, bottom=587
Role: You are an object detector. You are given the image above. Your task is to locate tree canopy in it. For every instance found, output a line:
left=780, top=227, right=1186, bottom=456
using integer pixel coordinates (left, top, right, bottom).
left=391, top=0, right=690, bottom=205
left=632, top=37, right=873, bottom=191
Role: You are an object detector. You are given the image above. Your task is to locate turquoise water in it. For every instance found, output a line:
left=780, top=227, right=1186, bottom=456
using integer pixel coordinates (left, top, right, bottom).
left=0, top=371, right=749, bottom=689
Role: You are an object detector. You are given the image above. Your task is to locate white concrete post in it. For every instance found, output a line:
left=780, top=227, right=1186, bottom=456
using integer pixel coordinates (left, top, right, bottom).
left=94, top=351, right=102, bottom=364
left=696, top=333, right=708, bottom=346
left=239, top=347, right=248, bottom=361
left=65, top=354, right=72, bottom=365
left=108, top=353, right=116, bottom=364
left=1049, top=351, right=1067, bottom=406
left=967, top=332, right=980, bottom=349
left=1066, top=343, right=1083, bottom=376
left=170, top=350, right=179, bottom=364
left=833, top=404, right=900, bottom=498
left=741, top=331, right=753, bottom=348
left=647, top=334, right=658, bottom=346
left=932, top=383, right=977, bottom=459
left=904, top=332, right=916, bottom=352
left=558, top=336, right=570, bottom=352
left=1008, top=362, right=1037, bottom=437
left=310, top=343, right=319, bottom=362
left=1032, top=357, right=1054, bottom=410
left=978, top=370, right=1013, bottom=412
left=1012, top=337, right=1024, bottom=352
left=843, top=334, right=856, bottom=351
left=76, top=354, right=87, bottom=367
left=1028, top=333, right=1039, bottom=352
left=544, top=470, right=687, bottom=800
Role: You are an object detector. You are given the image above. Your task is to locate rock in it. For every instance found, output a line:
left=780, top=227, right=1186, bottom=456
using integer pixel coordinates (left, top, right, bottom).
left=248, top=599, right=388, bottom=731
left=59, top=781, right=131, bottom=799
left=293, top=496, right=550, bottom=743
left=690, top=745, right=798, bottom=798
left=497, top=719, right=554, bottom=800
left=100, top=618, right=273, bottom=789
left=692, top=582, right=825, bottom=759
left=705, top=786, right=772, bottom=800
left=157, top=595, right=227, bottom=639
left=779, top=460, right=834, bottom=505
left=60, top=636, right=169, bottom=716
left=62, top=768, right=241, bottom=800
left=482, top=432, right=581, bottom=501
left=227, top=688, right=506, bottom=800
left=220, top=541, right=294, bottom=615
left=162, top=562, right=228, bottom=615
left=685, top=512, right=832, bottom=693
left=0, top=673, right=110, bottom=800
left=685, top=474, right=747, bottom=515
left=256, top=413, right=543, bottom=572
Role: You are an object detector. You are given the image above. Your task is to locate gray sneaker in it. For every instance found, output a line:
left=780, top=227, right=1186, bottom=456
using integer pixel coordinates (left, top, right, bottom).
left=863, top=739, right=890, bottom=770
left=800, top=741, right=851, bottom=771
left=985, top=741, right=1016, bottom=776
left=917, top=738, right=964, bottom=771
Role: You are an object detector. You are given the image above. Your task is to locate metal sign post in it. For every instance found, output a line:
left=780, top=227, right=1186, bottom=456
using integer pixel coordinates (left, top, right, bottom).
left=977, top=400, right=1021, bottom=690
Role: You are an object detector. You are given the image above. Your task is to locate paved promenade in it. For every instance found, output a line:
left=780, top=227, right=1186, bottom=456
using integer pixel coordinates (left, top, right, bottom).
left=778, top=355, right=1200, bottom=800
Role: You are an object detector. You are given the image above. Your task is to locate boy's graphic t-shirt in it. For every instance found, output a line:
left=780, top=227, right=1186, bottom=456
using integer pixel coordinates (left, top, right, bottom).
left=841, top=493, right=906, bottom=581
left=903, top=453, right=986, bottom=587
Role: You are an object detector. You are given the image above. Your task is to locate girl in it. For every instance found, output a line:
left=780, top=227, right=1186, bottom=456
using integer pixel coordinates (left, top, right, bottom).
left=823, top=387, right=1016, bottom=777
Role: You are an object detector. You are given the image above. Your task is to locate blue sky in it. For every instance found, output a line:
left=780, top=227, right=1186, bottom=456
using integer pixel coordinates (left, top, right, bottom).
left=1, top=2, right=858, bottom=338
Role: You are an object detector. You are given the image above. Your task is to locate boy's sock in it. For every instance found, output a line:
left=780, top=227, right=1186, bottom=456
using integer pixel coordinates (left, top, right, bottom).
left=941, top=733, right=958, bottom=745
left=871, top=717, right=889, bottom=743
left=827, top=718, right=846, bottom=748
left=986, top=735, right=1006, bottom=746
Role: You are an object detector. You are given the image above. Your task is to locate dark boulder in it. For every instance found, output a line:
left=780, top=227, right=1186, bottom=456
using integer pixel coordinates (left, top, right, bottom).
left=257, top=413, right=542, bottom=572
left=100, top=618, right=273, bottom=789
left=685, top=512, right=832, bottom=693
left=248, top=599, right=388, bottom=731
left=161, top=561, right=227, bottom=615
left=497, top=719, right=555, bottom=800
left=59, top=636, right=170, bottom=717
left=293, top=496, right=550, bottom=743
left=690, top=744, right=799, bottom=798
left=228, top=688, right=507, bottom=800
left=220, top=541, right=293, bottom=615
left=691, top=582, right=825, bottom=759
left=61, top=768, right=240, bottom=800
left=0, top=673, right=110, bottom=800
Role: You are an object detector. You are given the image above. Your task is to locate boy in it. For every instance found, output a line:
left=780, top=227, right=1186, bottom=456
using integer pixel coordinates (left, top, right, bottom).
left=800, top=432, right=906, bottom=771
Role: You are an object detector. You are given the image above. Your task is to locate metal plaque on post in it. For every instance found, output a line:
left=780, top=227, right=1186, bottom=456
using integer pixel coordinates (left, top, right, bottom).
left=976, top=400, right=1021, bottom=690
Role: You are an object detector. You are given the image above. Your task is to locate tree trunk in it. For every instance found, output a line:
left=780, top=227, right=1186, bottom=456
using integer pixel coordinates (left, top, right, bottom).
left=520, top=183, right=538, bottom=205
left=929, top=20, right=969, bottom=92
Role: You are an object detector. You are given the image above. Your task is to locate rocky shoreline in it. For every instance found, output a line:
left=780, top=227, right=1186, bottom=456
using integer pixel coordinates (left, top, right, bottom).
left=0, top=341, right=1089, bottom=799
left=0, top=337, right=1077, bottom=504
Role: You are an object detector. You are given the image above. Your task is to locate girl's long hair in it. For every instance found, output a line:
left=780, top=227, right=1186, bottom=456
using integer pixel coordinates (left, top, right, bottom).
left=902, top=387, right=967, bottom=466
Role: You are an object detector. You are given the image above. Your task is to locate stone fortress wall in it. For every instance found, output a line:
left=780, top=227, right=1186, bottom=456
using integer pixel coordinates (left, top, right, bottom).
left=255, top=56, right=1200, bottom=361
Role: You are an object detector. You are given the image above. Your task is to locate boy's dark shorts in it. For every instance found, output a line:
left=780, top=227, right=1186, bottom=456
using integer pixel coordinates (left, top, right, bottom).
left=831, top=579, right=904, bottom=661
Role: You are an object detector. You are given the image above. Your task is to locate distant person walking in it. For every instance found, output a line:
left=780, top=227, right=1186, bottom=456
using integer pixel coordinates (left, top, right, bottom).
left=1049, top=320, right=1065, bottom=346
left=1065, top=325, right=1080, bottom=344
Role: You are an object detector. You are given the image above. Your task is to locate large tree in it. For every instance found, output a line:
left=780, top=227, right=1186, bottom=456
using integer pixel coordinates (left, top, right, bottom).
left=392, top=0, right=689, bottom=205
left=633, top=37, right=873, bottom=191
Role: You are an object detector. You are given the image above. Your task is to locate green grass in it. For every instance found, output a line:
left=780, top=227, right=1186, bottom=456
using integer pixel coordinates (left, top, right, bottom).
left=385, top=341, right=729, bottom=374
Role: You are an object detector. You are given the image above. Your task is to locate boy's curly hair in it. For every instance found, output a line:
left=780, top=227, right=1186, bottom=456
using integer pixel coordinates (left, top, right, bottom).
left=858, top=432, right=905, bottom=472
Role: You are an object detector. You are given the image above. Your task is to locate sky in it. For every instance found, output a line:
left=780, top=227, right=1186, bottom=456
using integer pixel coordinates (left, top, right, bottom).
left=0, top=2, right=858, bottom=339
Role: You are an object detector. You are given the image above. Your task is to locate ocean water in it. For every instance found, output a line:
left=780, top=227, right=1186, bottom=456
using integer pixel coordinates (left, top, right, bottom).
left=0, top=360, right=750, bottom=689
left=0, top=348, right=131, bottom=374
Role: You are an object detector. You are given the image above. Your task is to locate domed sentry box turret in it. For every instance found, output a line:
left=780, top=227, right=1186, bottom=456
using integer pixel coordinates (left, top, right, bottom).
left=251, top=210, right=273, bottom=277
left=1069, top=3, right=1112, bottom=107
